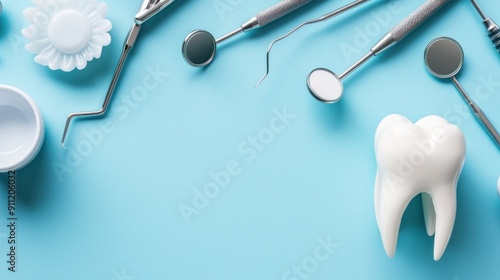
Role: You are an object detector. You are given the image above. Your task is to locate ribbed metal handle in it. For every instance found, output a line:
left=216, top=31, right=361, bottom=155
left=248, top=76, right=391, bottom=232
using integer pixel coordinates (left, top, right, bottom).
left=487, top=25, right=500, bottom=52
left=391, top=0, right=450, bottom=42
left=255, top=0, right=313, bottom=27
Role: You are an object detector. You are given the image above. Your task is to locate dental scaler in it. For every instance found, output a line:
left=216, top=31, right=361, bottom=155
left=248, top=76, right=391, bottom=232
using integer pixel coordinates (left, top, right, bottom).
left=62, top=0, right=178, bottom=147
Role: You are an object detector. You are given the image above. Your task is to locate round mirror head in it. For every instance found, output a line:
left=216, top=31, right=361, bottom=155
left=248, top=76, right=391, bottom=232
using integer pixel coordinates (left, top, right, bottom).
left=424, top=37, right=464, bottom=79
left=307, top=68, right=343, bottom=103
left=182, top=30, right=216, bottom=67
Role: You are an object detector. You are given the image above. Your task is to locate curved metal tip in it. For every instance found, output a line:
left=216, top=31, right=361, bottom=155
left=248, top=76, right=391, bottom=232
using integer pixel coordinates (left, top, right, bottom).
left=255, top=73, right=268, bottom=88
left=255, top=0, right=370, bottom=87
left=61, top=115, right=73, bottom=149
left=255, top=22, right=303, bottom=88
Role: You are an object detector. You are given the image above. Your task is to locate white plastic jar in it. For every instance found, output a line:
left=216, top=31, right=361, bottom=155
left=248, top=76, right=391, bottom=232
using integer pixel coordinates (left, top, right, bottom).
left=0, top=85, right=44, bottom=172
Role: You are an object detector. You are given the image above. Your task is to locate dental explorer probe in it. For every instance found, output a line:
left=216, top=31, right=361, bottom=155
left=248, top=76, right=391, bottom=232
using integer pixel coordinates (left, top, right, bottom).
left=256, top=0, right=370, bottom=87
left=307, top=0, right=451, bottom=103
left=61, top=0, right=177, bottom=148
left=182, top=0, right=313, bottom=67
left=469, top=0, right=500, bottom=53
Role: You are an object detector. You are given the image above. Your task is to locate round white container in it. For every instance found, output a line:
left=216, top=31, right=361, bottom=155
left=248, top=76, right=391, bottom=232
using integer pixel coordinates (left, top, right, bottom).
left=0, top=85, right=44, bottom=172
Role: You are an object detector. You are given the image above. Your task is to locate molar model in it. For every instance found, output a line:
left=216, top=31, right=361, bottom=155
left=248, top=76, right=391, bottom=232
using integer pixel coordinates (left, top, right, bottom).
left=374, top=114, right=466, bottom=261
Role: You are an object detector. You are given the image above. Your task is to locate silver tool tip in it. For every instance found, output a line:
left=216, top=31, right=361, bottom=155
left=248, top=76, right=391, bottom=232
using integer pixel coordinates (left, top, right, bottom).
left=255, top=73, right=268, bottom=88
left=61, top=132, right=67, bottom=149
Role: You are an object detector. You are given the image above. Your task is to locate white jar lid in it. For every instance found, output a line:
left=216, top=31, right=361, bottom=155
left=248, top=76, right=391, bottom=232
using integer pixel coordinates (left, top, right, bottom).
left=0, top=85, right=44, bottom=172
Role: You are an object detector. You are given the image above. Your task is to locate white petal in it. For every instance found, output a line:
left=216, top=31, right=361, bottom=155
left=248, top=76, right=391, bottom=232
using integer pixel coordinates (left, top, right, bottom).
left=91, top=33, right=111, bottom=46
left=21, top=25, right=39, bottom=40
left=85, top=46, right=95, bottom=60
left=62, top=54, right=76, bottom=72
left=88, top=41, right=102, bottom=58
left=25, top=38, right=50, bottom=53
left=35, top=46, right=56, bottom=66
left=75, top=54, right=88, bottom=70
left=91, top=19, right=112, bottom=33
left=48, top=51, right=62, bottom=70
left=23, top=7, right=37, bottom=23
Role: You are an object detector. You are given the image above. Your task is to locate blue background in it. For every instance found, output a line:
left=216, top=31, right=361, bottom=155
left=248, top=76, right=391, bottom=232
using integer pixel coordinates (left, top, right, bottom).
left=1, top=0, right=500, bottom=279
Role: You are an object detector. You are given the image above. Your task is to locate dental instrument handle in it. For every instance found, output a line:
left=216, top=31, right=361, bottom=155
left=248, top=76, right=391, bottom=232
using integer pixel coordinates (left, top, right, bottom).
left=333, top=0, right=453, bottom=81
left=251, top=0, right=313, bottom=28
left=451, top=77, right=500, bottom=146
left=61, top=24, right=141, bottom=147
left=217, top=0, right=313, bottom=43
left=470, top=0, right=487, bottom=20
left=473, top=104, right=500, bottom=146
left=338, top=51, right=374, bottom=80
left=101, top=24, right=141, bottom=114
left=319, top=0, right=369, bottom=22
left=371, top=0, right=450, bottom=54
left=469, top=0, right=500, bottom=53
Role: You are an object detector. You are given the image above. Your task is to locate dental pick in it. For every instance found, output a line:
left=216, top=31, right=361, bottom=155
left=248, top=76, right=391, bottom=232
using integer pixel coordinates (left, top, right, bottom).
left=469, top=0, right=500, bottom=53
left=256, top=0, right=370, bottom=87
left=61, top=0, right=178, bottom=148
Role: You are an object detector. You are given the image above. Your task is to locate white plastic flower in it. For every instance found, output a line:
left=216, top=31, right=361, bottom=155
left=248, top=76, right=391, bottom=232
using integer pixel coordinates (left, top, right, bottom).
left=22, top=0, right=112, bottom=72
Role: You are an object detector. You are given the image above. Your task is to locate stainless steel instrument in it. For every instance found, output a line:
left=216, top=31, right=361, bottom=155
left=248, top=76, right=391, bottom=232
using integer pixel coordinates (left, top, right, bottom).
left=256, top=0, right=371, bottom=87
left=470, top=0, right=500, bottom=53
left=182, top=0, right=313, bottom=67
left=425, top=37, right=500, bottom=148
left=61, top=0, right=178, bottom=148
left=307, top=0, right=451, bottom=103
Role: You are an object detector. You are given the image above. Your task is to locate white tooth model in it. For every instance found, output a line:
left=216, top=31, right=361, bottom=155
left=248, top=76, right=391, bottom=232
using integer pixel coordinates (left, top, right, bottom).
left=497, top=177, right=500, bottom=197
left=374, top=114, right=466, bottom=261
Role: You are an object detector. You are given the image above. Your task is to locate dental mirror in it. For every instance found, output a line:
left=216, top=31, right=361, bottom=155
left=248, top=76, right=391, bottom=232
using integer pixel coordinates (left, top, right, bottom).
left=307, top=68, right=344, bottom=103
left=306, top=0, right=452, bottom=103
left=182, top=0, right=313, bottom=67
left=425, top=37, right=500, bottom=147
left=306, top=51, right=373, bottom=103
left=424, top=37, right=463, bottom=78
left=182, top=30, right=217, bottom=67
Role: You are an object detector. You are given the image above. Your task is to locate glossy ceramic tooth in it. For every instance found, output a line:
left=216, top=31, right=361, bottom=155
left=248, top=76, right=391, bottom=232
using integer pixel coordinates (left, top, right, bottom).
left=374, top=114, right=466, bottom=261
left=497, top=177, right=500, bottom=197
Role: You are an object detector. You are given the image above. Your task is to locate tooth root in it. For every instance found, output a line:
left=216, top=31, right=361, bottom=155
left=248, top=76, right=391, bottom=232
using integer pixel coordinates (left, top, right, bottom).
left=421, top=193, right=436, bottom=236
left=377, top=181, right=416, bottom=258
left=430, top=186, right=457, bottom=261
